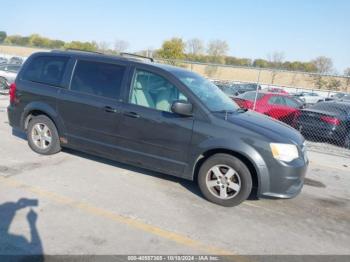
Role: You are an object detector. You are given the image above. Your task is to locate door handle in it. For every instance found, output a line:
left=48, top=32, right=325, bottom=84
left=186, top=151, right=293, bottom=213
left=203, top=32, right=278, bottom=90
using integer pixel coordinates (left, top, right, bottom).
left=123, top=111, right=140, bottom=118
left=104, top=106, right=118, bottom=113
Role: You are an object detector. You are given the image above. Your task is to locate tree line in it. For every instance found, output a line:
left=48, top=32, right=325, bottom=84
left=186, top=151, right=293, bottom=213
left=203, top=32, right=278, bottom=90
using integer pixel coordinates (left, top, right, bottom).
left=153, top=37, right=345, bottom=75
left=1, top=31, right=349, bottom=78
left=0, top=31, right=130, bottom=54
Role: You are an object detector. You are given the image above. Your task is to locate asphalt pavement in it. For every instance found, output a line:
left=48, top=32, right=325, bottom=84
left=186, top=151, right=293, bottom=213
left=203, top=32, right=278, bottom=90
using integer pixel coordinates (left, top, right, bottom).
left=0, top=95, right=349, bottom=256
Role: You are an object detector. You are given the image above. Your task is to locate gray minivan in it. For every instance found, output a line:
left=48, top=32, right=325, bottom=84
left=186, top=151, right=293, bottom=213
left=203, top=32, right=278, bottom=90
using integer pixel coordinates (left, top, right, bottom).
left=7, top=50, right=308, bottom=206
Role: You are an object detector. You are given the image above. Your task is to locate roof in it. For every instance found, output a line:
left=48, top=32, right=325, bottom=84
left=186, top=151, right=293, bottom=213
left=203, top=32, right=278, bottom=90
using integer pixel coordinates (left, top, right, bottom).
left=49, top=49, right=192, bottom=75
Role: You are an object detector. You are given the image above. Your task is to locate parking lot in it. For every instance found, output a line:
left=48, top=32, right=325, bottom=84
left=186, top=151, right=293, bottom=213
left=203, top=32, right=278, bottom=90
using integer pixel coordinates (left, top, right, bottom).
left=0, top=95, right=349, bottom=255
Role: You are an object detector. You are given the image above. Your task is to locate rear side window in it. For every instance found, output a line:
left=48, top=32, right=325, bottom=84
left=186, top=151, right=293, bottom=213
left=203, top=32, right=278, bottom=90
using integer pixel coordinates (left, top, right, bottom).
left=71, top=60, right=125, bottom=99
left=268, top=96, right=285, bottom=105
left=22, top=56, right=69, bottom=86
left=284, top=97, right=301, bottom=108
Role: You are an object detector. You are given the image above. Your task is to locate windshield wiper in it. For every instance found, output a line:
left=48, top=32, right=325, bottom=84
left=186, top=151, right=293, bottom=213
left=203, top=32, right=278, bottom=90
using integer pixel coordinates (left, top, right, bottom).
left=213, top=110, right=235, bottom=120
left=236, top=108, right=248, bottom=113
left=213, top=108, right=248, bottom=120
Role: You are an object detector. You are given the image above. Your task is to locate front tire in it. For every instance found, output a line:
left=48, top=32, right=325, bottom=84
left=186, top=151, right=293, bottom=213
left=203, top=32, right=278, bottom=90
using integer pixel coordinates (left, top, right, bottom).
left=198, top=154, right=252, bottom=207
left=27, top=115, right=61, bottom=155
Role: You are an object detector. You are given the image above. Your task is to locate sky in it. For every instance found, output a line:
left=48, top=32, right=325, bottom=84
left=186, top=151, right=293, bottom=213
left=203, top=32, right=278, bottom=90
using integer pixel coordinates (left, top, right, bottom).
left=1, top=0, right=350, bottom=72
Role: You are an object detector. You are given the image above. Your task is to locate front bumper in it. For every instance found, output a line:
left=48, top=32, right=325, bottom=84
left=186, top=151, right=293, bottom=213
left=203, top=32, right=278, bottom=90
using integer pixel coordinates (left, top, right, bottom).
left=257, top=153, right=308, bottom=199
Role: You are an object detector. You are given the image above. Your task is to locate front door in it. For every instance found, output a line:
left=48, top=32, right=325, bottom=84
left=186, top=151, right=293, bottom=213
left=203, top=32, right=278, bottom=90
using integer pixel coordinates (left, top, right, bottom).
left=117, top=68, right=194, bottom=176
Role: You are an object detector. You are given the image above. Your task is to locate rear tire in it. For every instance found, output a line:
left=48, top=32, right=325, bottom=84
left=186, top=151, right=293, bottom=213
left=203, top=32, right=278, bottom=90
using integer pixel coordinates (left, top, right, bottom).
left=27, top=115, right=61, bottom=155
left=198, top=153, right=252, bottom=207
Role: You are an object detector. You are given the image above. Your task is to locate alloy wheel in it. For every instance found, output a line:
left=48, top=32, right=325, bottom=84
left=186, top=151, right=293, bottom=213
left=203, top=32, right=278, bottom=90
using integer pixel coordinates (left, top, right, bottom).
left=205, top=164, right=241, bottom=199
left=31, top=123, right=52, bottom=150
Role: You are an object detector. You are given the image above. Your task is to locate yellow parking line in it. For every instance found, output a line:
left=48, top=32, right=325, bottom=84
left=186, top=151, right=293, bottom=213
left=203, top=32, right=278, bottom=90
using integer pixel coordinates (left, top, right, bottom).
left=0, top=176, right=238, bottom=256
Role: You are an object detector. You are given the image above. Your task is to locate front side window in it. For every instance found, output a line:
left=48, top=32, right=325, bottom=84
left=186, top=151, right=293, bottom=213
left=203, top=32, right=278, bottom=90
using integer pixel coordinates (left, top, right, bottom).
left=129, top=69, right=187, bottom=112
left=71, top=60, right=125, bottom=99
left=22, top=56, right=69, bottom=86
left=173, top=70, right=239, bottom=112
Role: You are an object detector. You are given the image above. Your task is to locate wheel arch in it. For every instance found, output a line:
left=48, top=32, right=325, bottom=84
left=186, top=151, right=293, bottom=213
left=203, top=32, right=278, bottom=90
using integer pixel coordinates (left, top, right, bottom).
left=21, top=102, right=66, bottom=136
left=192, top=148, right=261, bottom=198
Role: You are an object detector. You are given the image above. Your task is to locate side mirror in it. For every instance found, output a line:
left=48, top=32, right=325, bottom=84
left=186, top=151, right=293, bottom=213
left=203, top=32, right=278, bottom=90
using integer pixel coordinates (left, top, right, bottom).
left=171, top=100, right=193, bottom=116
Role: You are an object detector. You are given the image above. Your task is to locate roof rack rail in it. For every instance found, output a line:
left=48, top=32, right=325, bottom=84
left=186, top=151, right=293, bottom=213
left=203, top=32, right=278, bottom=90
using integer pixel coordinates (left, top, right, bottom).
left=54, top=48, right=104, bottom=55
left=120, top=52, right=154, bottom=62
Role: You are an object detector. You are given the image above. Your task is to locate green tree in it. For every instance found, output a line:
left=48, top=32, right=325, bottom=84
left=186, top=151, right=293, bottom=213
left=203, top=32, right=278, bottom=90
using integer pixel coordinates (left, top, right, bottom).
left=64, top=41, right=98, bottom=51
left=157, top=37, right=186, bottom=61
left=4, top=35, right=29, bottom=46
left=29, top=34, right=50, bottom=47
left=0, top=31, right=7, bottom=43
left=225, top=56, right=251, bottom=66
left=302, top=62, right=317, bottom=72
left=253, top=59, right=269, bottom=68
left=48, top=39, right=65, bottom=49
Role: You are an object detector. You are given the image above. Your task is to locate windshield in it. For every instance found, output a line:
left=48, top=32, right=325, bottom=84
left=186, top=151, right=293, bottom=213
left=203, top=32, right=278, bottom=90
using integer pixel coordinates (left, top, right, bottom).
left=173, top=70, right=239, bottom=112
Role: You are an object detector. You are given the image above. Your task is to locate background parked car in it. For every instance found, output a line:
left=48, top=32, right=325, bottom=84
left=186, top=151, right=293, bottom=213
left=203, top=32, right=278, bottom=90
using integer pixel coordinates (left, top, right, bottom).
left=0, top=57, right=8, bottom=64
left=8, top=56, right=23, bottom=65
left=339, top=94, right=350, bottom=103
left=294, top=92, right=325, bottom=105
left=234, top=83, right=262, bottom=94
left=216, top=82, right=262, bottom=97
left=232, top=91, right=303, bottom=126
left=295, top=101, right=350, bottom=148
left=325, top=92, right=347, bottom=101
left=0, top=64, right=21, bottom=93
left=218, top=84, right=240, bottom=97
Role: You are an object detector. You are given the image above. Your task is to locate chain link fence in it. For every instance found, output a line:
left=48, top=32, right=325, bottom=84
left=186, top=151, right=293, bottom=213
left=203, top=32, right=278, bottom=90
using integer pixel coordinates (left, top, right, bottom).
left=1, top=52, right=349, bottom=156
left=157, top=59, right=350, bottom=156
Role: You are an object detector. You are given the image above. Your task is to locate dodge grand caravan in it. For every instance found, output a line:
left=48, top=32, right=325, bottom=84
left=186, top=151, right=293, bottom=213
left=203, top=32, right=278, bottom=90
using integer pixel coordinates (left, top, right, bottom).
left=7, top=50, right=308, bottom=206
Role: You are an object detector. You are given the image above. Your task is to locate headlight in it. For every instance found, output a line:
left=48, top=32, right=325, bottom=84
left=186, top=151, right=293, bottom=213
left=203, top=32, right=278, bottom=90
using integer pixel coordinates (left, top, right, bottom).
left=270, top=143, right=299, bottom=162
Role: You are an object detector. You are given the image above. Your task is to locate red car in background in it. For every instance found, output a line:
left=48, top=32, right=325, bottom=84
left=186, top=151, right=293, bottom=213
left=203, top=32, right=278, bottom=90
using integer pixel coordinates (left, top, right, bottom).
left=232, top=91, right=304, bottom=126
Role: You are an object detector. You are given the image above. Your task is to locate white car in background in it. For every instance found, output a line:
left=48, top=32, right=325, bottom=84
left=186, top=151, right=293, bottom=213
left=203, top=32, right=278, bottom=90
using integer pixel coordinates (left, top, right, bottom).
left=294, top=92, right=325, bottom=105
left=0, top=64, right=21, bottom=94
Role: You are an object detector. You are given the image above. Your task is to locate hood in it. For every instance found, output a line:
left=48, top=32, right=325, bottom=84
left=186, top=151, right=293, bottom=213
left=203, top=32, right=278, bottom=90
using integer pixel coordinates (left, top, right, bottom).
left=223, top=110, right=304, bottom=145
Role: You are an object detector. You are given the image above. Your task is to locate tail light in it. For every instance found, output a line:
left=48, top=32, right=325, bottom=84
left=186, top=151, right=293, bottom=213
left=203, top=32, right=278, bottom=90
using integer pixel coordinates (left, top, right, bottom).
left=321, top=116, right=340, bottom=126
left=9, top=83, right=17, bottom=104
